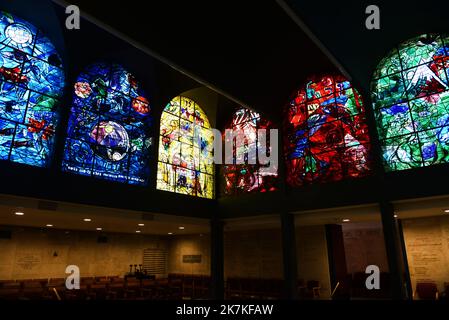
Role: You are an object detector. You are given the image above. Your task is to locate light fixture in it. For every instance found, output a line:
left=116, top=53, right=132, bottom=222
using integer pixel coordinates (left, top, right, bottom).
left=96, top=228, right=102, bottom=231
left=14, top=211, right=24, bottom=216
left=83, top=218, right=92, bottom=222
left=178, top=226, right=185, bottom=230
left=138, top=223, right=145, bottom=227
left=135, top=230, right=141, bottom=233
left=342, top=219, right=350, bottom=223
left=394, top=214, right=398, bottom=218
left=168, top=232, right=173, bottom=235
left=46, top=224, right=53, bottom=227
left=444, top=209, right=449, bottom=213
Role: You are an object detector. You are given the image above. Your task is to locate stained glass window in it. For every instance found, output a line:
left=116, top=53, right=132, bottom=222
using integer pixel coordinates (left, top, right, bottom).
left=157, top=96, right=214, bottom=198
left=284, top=75, right=371, bottom=186
left=372, top=33, right=449, bottom=171
left=62, top=63, right=152, bottom=185
left=223, top=108, right=277, bottom=194
left=0, top=11, right=64, bottom=167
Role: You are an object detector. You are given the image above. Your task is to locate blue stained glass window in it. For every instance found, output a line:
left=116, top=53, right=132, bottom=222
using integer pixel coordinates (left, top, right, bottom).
left=0, top=11, right=65, bottom=167
left=62, top=62, right=153, bottom=185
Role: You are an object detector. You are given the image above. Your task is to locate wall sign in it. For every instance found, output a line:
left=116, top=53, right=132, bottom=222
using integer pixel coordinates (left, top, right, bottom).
left=182, top=255, right=202, bottom=263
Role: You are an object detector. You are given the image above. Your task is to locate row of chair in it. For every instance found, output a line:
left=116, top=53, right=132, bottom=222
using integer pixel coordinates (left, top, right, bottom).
left=413, top=281, right=449, bottom=300
left=297, top=280, right=321, bottom=299
left=226, top=278, right=284, bottom=299
left=0, top=274, right=214, bottom=300
left=168, top=274, right=211, bottom=299
left=332, top=272, right=391, bottom=299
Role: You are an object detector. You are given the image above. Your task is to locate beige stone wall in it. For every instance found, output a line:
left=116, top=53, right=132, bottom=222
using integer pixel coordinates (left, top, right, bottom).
left=402, top=215, right=449, bottom=294
left=296, top=225, right=331, bottom=298
left=224, top=229, right=283, bottom=279
left=0, top=227, right=168, bottom=280
left=342, top=223, right=389, bottom=274
left=167, top=234, right=211, bottom=275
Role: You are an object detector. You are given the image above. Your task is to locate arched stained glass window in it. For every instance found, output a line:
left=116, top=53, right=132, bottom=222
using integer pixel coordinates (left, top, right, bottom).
left=0, top=11, right=64, bottom=167
left=223, top=108, right=277, bottom=194
left=284, top=75, right=371, bottom=186
left=372, top=33, right=449, bottom=171
left=157, top=96, right=214, bottom=198
left=62, top=63, right=152, bottom=185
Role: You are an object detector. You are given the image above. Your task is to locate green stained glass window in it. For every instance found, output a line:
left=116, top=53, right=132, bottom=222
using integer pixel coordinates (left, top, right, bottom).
left=372, top=33, right=449, bottom=171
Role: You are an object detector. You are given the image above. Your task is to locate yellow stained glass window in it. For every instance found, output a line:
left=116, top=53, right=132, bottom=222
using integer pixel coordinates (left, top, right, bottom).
left=157, top=96, right=214, bottom=198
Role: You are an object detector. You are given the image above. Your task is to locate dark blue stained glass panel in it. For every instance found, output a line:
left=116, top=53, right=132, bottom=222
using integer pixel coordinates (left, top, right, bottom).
left=62, top=63, right=153, bottom=185
left=0, top=11, right=64, bottom=168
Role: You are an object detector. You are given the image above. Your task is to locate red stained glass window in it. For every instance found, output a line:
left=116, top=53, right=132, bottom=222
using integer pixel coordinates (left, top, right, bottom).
left=223, top=108, right=278, bottom=194
left=283, top=75, right=372, bottom=187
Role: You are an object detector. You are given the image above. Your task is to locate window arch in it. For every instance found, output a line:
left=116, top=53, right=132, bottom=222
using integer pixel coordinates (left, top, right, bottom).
left=157, top=96, right=214, bottom=198
left=62, top=63, right=153, bottom=185
left=0, top=11, right=64, bottom=167
left=372, top=33, right=449, bottom=171
left=284, top=75, right=371, bottom=186
left=223, top=108, right=277, bottom=194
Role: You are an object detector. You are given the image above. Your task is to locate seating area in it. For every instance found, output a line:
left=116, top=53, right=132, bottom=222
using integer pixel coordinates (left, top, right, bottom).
left=297, top=280, right=322, bottom=299
left=225, top=277, right=283, bottom=299
left=331, top=273, right=391, bottom=299
left=413, top=282, right=440, bottom=300
left=0, top=274, right=211, bottom=300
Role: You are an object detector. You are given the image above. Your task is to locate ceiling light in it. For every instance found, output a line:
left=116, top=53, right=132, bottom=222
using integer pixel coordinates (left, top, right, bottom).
left=83, top=218, right=91, bottom=222
left=135, top=230, right=141, bottom=233
left=46, top=224, right=53, bottom=227
left=168, top=232, right=173, bottom=235
left=14, top=211, right=24, bottom=216
left=138, top=223, right=145, bottom=227
left=342, top=219, right=350, bottom=223
left=96, top=228, right=102, bottom=231
left=444, top=209, right=449, bottom=213
left=178, top=226, right=185, bottom=230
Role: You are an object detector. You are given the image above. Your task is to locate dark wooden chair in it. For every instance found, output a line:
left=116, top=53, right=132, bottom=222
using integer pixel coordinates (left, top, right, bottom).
left=307, top=280, right=321, bottom=299
left=414, top=282, right=439, bottom=300
left=226, top=277, right=242, bottom=299
left=21, top=280, right=44, bottom=300
left=141, top=279, right=156, bottom=299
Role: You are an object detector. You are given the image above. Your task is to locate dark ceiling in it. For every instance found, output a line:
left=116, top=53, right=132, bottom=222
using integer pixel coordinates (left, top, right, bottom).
left=62, top=0, right=338, bottom=122
left=55, top=0, right=449, bottom=120
left=283, top=0, right=449, bottom=93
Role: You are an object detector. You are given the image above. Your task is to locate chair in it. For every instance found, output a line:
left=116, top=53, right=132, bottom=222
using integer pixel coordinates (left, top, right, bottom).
left=21, top=280, right=45, bottom=300
left=182, top=276, right=194, bottom=299
left=0, top=287, right=21, bottom=299
left=168, top=278, right=182, bottom=299
left=155, top=278, right=169, bottom=299
left=307, top=280, right=321, bottom=299
left=297, top=279, right=307, bottom=299
left=414, top=282, right=439, bottom=300
left=226, top=278, right=241, bottom=299
left=141, top=279, right=156, bottom=299
left=351, top=272, right=367, bottom=297
left=124, top=280, right=141, bottom=299
left=443, top=282, right=449, bottom=300
left=108, top=279, right=125, bottom=299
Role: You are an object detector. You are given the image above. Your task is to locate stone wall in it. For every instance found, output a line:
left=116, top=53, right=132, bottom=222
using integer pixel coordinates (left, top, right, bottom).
left=296, top=225, right=331, bottom=298
left=224, top=229, right=283, bottom=279
left=402, top=215, right=449, bottom=294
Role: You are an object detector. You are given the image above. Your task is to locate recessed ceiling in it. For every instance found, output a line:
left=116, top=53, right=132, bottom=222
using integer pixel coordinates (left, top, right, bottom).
left=0, top=194, right=209, bottom=235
